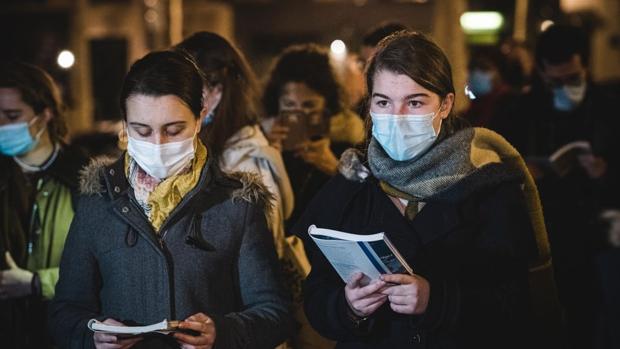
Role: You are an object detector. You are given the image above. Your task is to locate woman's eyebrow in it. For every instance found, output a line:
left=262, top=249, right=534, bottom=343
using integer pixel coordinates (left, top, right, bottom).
left=163, top=121, right=187, bottom=127
left=371, top=93, right=391, bottom=100
left=372, top=92, right=430, bottom=100
left=404, top=93, right=430, bottom=99
left=128, top=122, right=150, bottom=127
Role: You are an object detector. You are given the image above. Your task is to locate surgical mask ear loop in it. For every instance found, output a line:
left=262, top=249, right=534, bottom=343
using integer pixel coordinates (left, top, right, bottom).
left=29, top=116, right=47, bottom=142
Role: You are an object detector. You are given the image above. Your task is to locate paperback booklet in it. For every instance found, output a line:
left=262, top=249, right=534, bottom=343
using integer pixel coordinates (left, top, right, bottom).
left=527, top=141, right=592, bottom=177
left=308, top=225, right=413, bottom=286
left=548, top=141, right=592, bottom=177
left=87, top=319, right=181, bottom=337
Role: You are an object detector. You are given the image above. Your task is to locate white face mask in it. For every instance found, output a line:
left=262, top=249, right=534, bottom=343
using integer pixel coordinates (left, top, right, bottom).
left=127, top=133, right=196, bottom=180
left=370, top=109, right=440, bottom=162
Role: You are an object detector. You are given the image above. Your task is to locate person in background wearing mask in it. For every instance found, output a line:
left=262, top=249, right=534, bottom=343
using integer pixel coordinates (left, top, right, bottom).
left=295, top=31, right=561, bottom=349
left=504, top=24, right=619, bottom=348
left=50, top=50, right=293, bottom=349
left=176, top=32, right=316, bottom=349
left=174, top=32, right=293, bottom=259
left=0, top=61, right=88, bottom=349
left=262, top=44, right=365, bottom=230
left=463, top=47, right=518, bottom=132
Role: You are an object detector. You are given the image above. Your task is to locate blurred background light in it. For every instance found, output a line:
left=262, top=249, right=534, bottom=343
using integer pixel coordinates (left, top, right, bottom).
left=460, top=11, right=504, bottom=33
left=540, top=20, right=555, bottom=32
left=57, top=50, right=75, bottom=69
left=330, top=39, right=347, bottom=57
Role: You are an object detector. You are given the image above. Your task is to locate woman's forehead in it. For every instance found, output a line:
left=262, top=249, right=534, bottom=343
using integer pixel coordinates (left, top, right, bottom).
left=126, top=94, right=195, bottom=124
left=371, top=70, right=434, bottom=99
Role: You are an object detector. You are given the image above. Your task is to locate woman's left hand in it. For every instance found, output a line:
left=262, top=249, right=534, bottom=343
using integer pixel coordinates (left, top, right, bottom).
left=295, top=138, right=339, bottom=176
left=380, top=274, right=430, bottom=315
left=174, top=313, right=216, bottom=349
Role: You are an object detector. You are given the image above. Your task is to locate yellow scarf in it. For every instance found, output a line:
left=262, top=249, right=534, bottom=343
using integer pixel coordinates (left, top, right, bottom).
left=125, top=140, right=208, bottom=232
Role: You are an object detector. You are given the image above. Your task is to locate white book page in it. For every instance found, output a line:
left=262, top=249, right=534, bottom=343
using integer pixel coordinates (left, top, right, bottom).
left=88, top=319, right=175, bottom=335
left=308, top=225, right=384, bottom=242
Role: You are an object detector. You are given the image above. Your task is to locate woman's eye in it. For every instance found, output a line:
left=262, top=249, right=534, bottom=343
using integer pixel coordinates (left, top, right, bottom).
left=166, top=129, right=182, bottom=136
left=134, top=127, right=151, bottom=137
left=408, top=100, right=422, bottom=108
left=5, top=112, right=21, bottom=120
left=376, top=100, right=389, bottom=108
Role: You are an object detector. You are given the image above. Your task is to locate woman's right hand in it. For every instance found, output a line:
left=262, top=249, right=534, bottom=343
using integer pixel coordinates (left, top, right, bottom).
left=344, top=272, right=388, bottom=318
left=265, top=121, right=289, bottom=151
left=94, top=318, right=142, bottom=349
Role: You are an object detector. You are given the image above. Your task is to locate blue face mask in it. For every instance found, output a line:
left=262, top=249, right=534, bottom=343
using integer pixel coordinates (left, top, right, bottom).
left=552, top=82, right=587, bottom=112
left=370, top=110, right=440, bottom=162
left=0, top=118, right=43, bottom=157
left=468, top=70, right=493, bottom=97
left=202, top=110, right=214, bottom=126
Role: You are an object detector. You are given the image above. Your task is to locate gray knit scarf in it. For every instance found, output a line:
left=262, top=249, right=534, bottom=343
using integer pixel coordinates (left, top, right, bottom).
left=367, top=127, right=522, bottom=203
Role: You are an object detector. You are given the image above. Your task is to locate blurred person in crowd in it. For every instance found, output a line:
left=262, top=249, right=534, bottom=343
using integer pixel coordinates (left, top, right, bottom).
left=0, top=61, right=89, bottom=348
left=595, top=209, right=620, bottom=349
left=50, top=50, right=293, bottom=349
left=262, top=43, right=365, bottom=230
left=504, top=24, right=620, bottom=348
left=175, top=31, right=292, bottom=260
left=360, top=21, right=409, bottom=63
left=295, top=31, right=560, bottom=349
left=499, top=38, right=534, bottom=91
left=176, top=32, right=323, bottom=349
left=334, top=53, right=366, bottom=111
left=463, top=47, right=519, bottom=131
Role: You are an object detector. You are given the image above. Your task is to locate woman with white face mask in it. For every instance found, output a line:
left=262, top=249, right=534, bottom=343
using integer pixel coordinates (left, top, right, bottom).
left=294, top=32, right=562, bottom=349
left=50, top=50, right=293, bottom=349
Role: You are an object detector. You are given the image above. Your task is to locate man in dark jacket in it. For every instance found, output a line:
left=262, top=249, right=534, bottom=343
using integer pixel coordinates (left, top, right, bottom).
left=0, top=61, right=89, bottom=348
left=501, top=24, right=620, bottom=348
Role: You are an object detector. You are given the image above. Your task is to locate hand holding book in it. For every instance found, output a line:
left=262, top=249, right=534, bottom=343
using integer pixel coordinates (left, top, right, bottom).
left=309, top=226, right=428, bottom=317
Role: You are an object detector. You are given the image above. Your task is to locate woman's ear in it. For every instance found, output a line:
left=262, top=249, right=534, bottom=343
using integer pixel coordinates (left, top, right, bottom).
left=41, top=107, right=54, bottom=124
left=439, top=93, right=455, bottom=120
left=201, top=86, right=210, bottom=110
left=118, top=121, right=128, bottom=150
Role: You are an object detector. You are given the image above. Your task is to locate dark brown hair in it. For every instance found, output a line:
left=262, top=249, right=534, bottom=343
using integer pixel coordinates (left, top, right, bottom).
left=365, top=31, right=464, bottom=135
left=175, top=32, right=263, bottom=157
left=262, top=43, right=344, bottom=118
left=0, top=61, right=67, bottom=142
left=120, top=50, right=204, bottom=119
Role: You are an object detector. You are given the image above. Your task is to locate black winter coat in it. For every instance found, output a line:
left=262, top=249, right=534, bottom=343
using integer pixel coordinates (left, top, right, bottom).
left=295, top=172, right=538, bottom=349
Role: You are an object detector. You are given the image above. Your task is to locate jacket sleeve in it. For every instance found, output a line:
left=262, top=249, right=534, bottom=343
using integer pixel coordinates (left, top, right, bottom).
left=415, top=182, right=534, bottom=346
left=211, top=202, right=294, bottom=349
left=302, top=241, right=373, bottom=341
left=36, top=267, right=58, bottom=300
left=49, top=196, right=102, bottom=349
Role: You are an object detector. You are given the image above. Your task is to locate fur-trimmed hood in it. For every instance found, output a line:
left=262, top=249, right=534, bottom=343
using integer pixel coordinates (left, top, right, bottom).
left=79, top=156, right=118, bottom=195
left=78, top=154, right=274, bottom=224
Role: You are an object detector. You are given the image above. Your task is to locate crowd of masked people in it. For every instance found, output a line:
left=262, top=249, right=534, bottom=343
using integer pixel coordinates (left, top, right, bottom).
left=0, top=21, right=618, bottom=349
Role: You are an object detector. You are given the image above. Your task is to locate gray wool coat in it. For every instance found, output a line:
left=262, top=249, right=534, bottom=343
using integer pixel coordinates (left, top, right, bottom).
left=49, top=154, right=294, bottom=349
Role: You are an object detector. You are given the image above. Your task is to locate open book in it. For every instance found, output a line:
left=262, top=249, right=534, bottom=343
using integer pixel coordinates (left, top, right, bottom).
left=549, top=141, right=592, bottom=177
left=527, top=141, right=592, bottom=177
left=308, top=225, right=413, bottom=286
left=88, top=319, right=180, bottom=337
